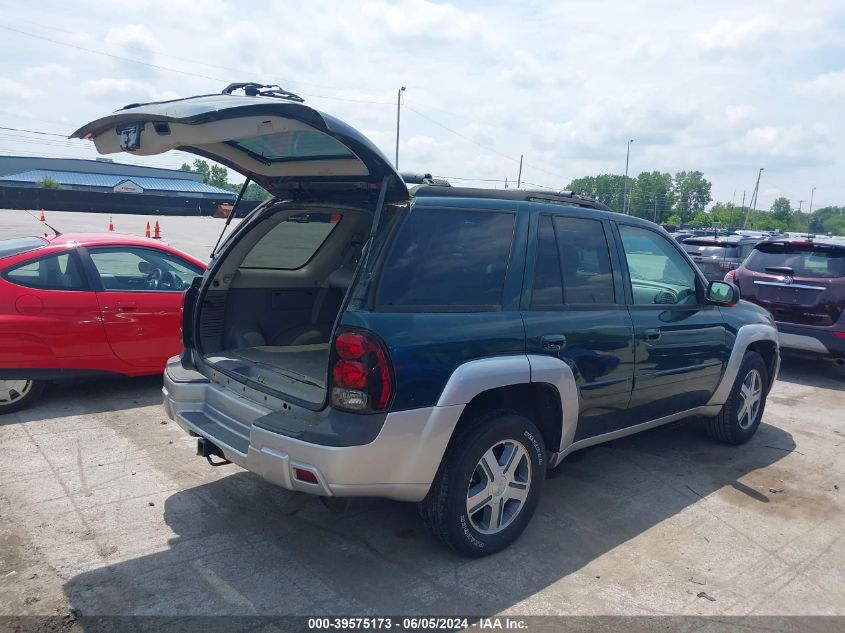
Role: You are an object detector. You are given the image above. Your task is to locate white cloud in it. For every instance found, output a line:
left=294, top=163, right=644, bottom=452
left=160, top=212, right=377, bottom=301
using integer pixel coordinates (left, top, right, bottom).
left=81, top=78, right=178, bottom=103
left=0, top=0, right=843, bottom=208
left=0, top=77, right=37, bottom=100
left=799, top=69, right=845, bottom=98
left=25, top=63, right=73, bottom=79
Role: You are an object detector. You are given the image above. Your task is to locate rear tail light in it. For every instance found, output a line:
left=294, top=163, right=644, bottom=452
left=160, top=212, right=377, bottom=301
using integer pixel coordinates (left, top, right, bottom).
left=834, top=331, right=845, bottom=340
left=330, top=329, right=394, bottom=412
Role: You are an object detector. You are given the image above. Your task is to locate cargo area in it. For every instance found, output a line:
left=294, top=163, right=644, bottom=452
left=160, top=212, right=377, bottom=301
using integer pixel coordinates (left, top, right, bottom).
left=196, top=207, right=373, bottom=405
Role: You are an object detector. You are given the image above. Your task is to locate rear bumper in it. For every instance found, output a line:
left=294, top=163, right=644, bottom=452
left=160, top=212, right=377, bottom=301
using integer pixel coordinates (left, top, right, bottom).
left=162, top=357, right=464, bottom=502
left=777, top=322, right=845, bottom=358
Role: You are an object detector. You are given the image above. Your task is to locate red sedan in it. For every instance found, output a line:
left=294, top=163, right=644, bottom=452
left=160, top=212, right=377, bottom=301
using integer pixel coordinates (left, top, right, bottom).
left=0, top=232, right=205, bottom=413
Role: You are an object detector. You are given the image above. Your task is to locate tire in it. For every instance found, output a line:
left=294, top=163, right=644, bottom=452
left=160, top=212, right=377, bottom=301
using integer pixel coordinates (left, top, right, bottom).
left=0, top=379, right=45, bottom=415
left=420, top=411, right=546, bottom=557
left=705, top=351, right=767, bottom=445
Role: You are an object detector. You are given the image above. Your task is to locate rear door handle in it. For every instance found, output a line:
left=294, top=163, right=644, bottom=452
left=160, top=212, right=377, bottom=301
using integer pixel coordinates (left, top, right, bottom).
left=541, top=334, right=567, bottom=352
left=644, top=328, right=661, bottom=343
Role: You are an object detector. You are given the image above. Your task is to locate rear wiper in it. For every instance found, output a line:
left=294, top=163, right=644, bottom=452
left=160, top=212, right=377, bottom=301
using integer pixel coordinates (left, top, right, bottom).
left=210, top=177, right=250, bottom=259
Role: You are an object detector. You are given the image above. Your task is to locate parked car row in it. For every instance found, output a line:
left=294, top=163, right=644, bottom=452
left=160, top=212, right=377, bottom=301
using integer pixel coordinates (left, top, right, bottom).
left=727, top=237, right=845, bottom=366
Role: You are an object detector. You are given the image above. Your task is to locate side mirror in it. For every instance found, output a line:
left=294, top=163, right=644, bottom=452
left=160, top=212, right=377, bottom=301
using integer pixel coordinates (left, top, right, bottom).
left=706, top=280, right=740, bottom=306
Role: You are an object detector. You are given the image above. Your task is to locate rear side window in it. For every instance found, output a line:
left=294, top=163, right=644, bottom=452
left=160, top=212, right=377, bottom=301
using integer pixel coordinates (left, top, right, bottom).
left=4, top=252, right=86, bottom=291
left=240, top=213, right=339, bottom=270
left=745, top=243, right=845, bottom=278
left=531, top=215, right=615, bottom=307
left=376, top=208, right=516, bottom=311
left=0, top=237, right=48, bottom=259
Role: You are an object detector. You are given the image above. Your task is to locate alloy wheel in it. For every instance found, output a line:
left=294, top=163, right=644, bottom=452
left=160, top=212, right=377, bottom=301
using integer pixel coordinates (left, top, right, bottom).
left=737, top=369, right=763, bottom=429
left=466, top=439, right=532, bottom=534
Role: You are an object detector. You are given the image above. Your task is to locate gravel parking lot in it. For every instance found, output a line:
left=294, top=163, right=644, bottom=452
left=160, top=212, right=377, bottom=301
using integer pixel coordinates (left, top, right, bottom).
left=1, top=211, right=844, bottom=627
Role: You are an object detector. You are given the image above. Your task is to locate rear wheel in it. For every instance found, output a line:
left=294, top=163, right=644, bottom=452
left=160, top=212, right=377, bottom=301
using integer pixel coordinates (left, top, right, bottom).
left=0, top=380, right=45, bottom=415
left=420, top=411, right=545, bottom=557
left=705, top=351, right=767, bottom=444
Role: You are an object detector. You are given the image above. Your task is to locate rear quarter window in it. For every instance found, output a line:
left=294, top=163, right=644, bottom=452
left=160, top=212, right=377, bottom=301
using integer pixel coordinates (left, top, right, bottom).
left=0, top=237, right=48, bottom=260
left=376, top=208, right=516, bottom=311
left=239, top=213, right=339, bottom=270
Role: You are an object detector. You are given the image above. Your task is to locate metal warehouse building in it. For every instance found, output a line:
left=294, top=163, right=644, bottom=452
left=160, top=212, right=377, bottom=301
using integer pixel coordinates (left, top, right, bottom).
left=0, top=156, right=236, bottom=198
left=0, top=156, right=240, bottom=216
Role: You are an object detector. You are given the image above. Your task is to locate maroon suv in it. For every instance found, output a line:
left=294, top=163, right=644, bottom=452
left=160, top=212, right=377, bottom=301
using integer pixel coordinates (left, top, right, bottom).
left=729, top=238, right=845, bottom=364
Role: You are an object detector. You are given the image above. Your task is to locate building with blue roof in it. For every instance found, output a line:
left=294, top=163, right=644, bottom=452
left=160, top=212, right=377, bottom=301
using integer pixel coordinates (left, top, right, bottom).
left=0, top=156, right=236, bottom=199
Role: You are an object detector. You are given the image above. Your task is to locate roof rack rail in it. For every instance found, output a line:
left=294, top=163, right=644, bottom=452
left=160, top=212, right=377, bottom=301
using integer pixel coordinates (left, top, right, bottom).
left=411, top=185, right=612, bottom=211
left=221, top=82, right=304, bottom=102
left=400, top=172, right=451, bottom=186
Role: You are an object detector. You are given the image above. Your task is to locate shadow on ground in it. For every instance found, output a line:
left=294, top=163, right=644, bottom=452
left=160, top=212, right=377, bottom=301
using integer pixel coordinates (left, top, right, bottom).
left=63, top=418, right=794, bottom=620
left=2, top=375, right=163, bottom=426
left=776, top=355, right=845, bottom=392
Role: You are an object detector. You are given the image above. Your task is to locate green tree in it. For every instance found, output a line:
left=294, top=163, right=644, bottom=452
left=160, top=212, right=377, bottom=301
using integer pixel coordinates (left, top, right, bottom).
left=192, top=159, right=211, bottom=183
left=208, top=164, right=230, bottom=189
left=243, top=182, right=271, bottom=201
left=35, top=176, right=62, bottom=189
left=567, top=174, right=627, bottom=211
left=672, top=171, right=712, bottom=223
left=629, top=171, right=675, bottom=223
left=810, top=206, right=845, bottom=236
left=179, top=163, right=192, bottom=171
left=770, top=197, right=792, bottom=224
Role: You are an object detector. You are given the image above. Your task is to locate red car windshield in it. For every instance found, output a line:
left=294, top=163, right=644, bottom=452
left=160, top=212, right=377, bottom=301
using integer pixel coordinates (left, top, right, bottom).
left=745, top=243, right=845, bottom=278
left=0, top=236, right=48, bottom=260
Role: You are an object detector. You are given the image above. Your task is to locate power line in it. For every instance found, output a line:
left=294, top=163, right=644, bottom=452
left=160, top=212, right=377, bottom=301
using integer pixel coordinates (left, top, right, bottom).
left=0, top=126, right=67, bottom=137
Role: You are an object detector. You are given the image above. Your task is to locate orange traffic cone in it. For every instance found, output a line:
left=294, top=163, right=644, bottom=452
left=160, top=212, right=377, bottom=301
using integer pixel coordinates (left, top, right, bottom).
left=108, top=216, right=114, bottom=231
left=40, top=208, right=45, bottom=222
left=145, top=221, right=151, bottom=238
left=152, top=220, right=161, bottom=239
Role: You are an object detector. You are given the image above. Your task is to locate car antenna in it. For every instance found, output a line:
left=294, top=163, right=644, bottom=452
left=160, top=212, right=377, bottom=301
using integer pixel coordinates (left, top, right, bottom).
left=211, top=177, right=250, bottom=259
left=24, top=209, right=61, bottom=237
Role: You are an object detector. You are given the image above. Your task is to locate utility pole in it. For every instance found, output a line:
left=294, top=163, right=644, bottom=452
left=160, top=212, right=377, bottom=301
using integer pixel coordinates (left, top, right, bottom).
left=809, top=186, right=816, bottom=214
left=517, top=154, right=523, bottom=189
left=730, top=189, right=736, bottom=209
left=623, top=139, right=634, bottom=214
left=741, top=190, right=746, bottom=208
left=653, top=195, right=658, bottom=223
left=743, top=168, right=763, bottom=229
left=395, top=86, right=406, bottom=170
left=798, top=200, right=805, bottom=213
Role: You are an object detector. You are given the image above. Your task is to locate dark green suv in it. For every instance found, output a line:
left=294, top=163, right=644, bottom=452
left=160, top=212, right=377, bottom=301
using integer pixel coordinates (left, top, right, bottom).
left=75, top=87, right=781, bottom=556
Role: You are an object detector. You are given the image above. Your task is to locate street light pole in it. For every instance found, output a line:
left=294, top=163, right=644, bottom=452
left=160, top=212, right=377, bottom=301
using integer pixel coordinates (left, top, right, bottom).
left=809, top=186, right=816, bottom=214
left=395, top=86, right=406, bottom=170
left=623, top=139, right=634, bottom=214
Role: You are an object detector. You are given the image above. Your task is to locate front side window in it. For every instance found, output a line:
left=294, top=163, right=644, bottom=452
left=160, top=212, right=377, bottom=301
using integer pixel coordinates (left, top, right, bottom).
left=89, top=247, right=202, bottom=292
left=240, top=213, right=339, bottom=270
left=377, top=208, right=516, bottom=311
left=619, top=225, right=698, bottom=305
left=4, top=252, right=86, bottom=291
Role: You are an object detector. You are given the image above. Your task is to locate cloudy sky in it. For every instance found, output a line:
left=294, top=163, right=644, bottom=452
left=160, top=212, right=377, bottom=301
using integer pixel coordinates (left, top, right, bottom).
left=1, top=0, right=843, bottom=210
